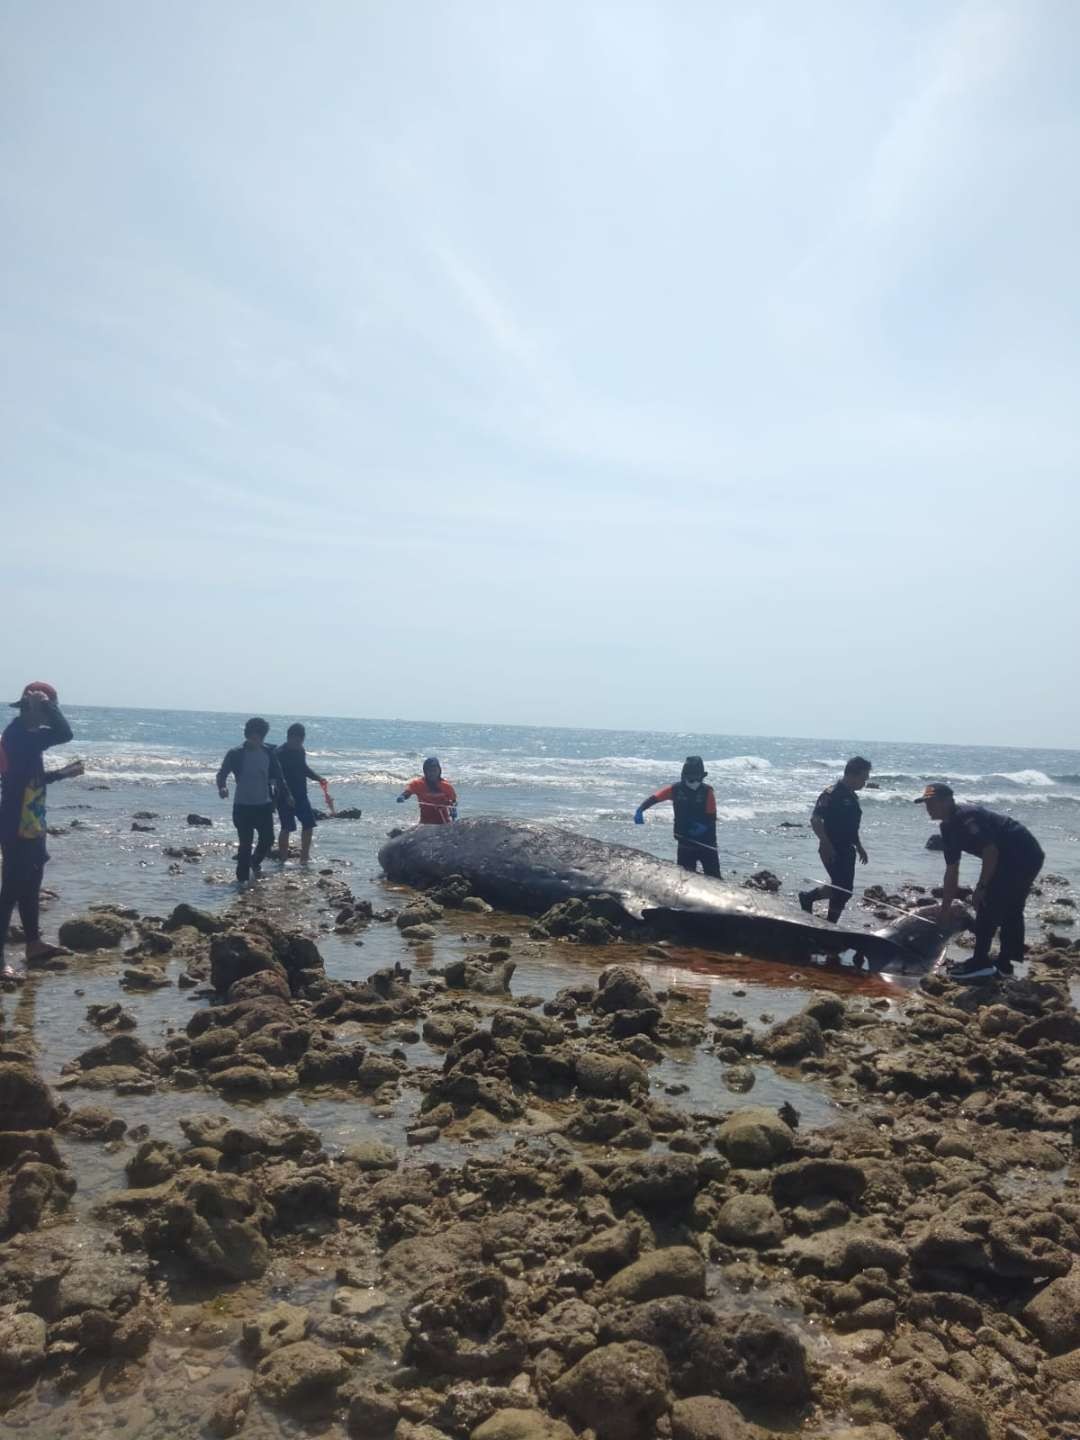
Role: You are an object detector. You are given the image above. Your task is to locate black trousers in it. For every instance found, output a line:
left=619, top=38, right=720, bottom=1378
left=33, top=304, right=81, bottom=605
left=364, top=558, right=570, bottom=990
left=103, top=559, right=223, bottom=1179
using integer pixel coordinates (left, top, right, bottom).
left=233, top=803, right=275, bottom=882
left=676, top=840, right=721, bottom=878
left=807, top=844, right=857, bottom=922
left=0, top=839, right=46, bottom=953
left=972, top=853, right=1044, bottom=967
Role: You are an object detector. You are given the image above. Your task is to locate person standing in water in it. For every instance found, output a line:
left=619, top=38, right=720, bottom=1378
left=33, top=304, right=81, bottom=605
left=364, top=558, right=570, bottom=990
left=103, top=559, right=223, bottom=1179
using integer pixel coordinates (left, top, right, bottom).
left=0, top=682, right=75, bottom=978
left=634, top=756, right=721, bottom=877
left=916, top=782, right=1044, bottom=982
left=397, top=757, right=457, bottom=824
left=216, top=718, right=294, bottom=885
left=799, top=756, right=871, bottom=922
left=274, top=723, right=326, bottom=864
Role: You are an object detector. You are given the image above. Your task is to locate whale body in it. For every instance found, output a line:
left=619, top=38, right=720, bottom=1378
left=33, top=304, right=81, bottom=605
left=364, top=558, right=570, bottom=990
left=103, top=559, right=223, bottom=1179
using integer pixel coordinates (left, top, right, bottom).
left=378, top=817, right=952, bottom=971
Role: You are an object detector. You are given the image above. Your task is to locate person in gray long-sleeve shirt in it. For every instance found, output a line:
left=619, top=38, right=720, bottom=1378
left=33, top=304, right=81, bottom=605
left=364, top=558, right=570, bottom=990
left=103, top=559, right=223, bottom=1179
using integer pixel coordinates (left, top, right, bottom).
left=216, top=717, right=293, bottom=885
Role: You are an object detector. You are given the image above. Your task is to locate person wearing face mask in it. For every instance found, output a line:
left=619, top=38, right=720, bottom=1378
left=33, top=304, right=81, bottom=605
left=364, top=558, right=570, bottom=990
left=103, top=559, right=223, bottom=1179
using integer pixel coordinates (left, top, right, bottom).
left=634, top=756, right=721, bottom=877
left=799, top=756, right=871, bottom=922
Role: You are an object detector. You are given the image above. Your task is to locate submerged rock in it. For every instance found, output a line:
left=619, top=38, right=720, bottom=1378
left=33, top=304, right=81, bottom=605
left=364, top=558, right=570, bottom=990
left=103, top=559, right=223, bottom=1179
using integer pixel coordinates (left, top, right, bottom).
left=254, top=1339, right=348, bottom=1413
left=58, top=913, right=127, bottom=951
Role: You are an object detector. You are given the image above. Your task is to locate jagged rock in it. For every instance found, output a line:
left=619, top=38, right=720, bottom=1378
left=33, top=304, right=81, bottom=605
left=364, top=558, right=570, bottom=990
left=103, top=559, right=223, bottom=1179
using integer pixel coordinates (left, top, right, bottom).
left=209, top=931, right=286, bottom=996
left=0, top=1309, right=47, bottom=1381
left=761, top=1012, right=824, bottom=1062
left=164, top=902, right=224, bottom=933
left=126, top=1139, right=179, bottom=1187
left=1024, top=1267, right=1080, bottom=1354
left=424, top=1013, right=479, bottom=1048
left=243, top=1301, right=310, bottom=1358
left=715, top=1194, right=784, bottom=1249
left=787, top=1224, right=906, bottom=1280
left=0, top=1064, right=59, bottom=1131
left=595, top=967, right=660, bottom=1014
left=607, top=1154, right=699, bottom=1211
left=716, top=1108, right=794, bottom=1168
left=772, top=1158, right=866, bottom=1207
left=604, top=1247, right=706, bottom=1303
left=427, top=875, right=471, bottom=907
left=406, top=1270, right=525, bottom=1377
left=178, top=1113, right=319, bottom=1159
left=471, top=1412, right=574, bottom=1440
left=342, top=1140, right=399, bottom=1172
left=603, top=1299, right=809, bottom=1405
left=0, top=1227, right=147, bottom=1355
left=86, top=1002, right=137, bottom=1031
left=444, top=958, right=516, bottom=996
left=357, top=1053, right=401, bottom=1090
left=2, top=1162, right=75, bottom=1234
left=397, top=899, right=444, bottom=930
left=347, top=1386, right=399, bottom=1436
left=745, top=870, right=781, bottom=894
left=575, top=1051, right=648, bottom=1099
left=402, top=923, right=439, bottom=941
left=532, top=899, right=618, bottom=944
left=254, top=1339, right=347, bottom=1412
left=61, top=1106, right=126, bottom=1141
left=153, top=1172, right=272, bottom=1281
left=186, top=814, right=214, bottom=827
left=670, top=1396, right=751, bottom=1440
left=58, top=913, right=128, bottom=950
left=205, top=1385, right=251, bottom=1438
left=551, top=1341, right=670, bottom=1440
left=228, top=969, right=292, bottom=1003
left=74, top=1032, right=152, bottom=1072
left=571, top=1219, right=643, bottom=1277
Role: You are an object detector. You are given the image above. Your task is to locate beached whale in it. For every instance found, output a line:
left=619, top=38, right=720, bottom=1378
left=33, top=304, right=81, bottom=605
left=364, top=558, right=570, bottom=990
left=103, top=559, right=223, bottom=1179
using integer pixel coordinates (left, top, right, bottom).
left=378, top=817, right=955, bottom=971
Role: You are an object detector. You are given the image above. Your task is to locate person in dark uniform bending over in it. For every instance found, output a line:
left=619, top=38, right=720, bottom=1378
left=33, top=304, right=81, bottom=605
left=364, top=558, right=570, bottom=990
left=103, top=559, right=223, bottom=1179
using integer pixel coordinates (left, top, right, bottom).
left=916, top=783, right=1044, bottom=983
left=634, top=756, right=721, bottom=878
left=799, top=756, right=871, bottom=922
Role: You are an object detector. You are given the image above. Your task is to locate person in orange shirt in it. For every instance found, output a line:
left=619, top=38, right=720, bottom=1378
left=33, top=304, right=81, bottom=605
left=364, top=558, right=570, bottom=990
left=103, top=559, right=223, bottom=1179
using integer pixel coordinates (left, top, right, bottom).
left=634, top=756, right=721, bottom=877
left=397, top=757, right=458, bottom=824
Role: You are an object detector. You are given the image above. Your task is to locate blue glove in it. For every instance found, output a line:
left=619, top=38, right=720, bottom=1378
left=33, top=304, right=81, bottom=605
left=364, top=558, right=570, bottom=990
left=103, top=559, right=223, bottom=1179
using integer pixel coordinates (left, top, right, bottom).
left=634, top=807, right=645, bottom=825
left=688, top=821, right=708, bottom=838
left=396, top=794, right=406, bottom=803
left=450, top=806, right=458, bottom=820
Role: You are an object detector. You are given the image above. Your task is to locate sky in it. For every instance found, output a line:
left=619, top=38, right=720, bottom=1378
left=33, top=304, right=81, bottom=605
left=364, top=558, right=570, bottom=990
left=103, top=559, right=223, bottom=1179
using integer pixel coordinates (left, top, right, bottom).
left=2, top=1, right=1078, bottom=748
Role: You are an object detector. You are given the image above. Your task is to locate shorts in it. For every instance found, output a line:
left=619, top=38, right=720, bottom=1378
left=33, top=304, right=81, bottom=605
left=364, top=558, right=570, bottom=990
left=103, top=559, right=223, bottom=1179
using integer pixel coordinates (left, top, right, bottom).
left=277, top=795, right=317, bottom=833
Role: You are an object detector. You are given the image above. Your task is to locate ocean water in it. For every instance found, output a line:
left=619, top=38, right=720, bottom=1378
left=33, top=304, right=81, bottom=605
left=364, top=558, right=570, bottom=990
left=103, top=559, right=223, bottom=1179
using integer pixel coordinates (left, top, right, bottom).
left=40, top=705, right=1080, bottom=926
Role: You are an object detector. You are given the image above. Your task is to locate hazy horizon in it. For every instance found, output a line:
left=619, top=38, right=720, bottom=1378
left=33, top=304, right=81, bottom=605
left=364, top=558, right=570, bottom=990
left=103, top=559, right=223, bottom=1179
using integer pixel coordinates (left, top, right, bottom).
left=56, top=698, right=1080, bottom=757
left=3, top=2, right=1078, bottom=749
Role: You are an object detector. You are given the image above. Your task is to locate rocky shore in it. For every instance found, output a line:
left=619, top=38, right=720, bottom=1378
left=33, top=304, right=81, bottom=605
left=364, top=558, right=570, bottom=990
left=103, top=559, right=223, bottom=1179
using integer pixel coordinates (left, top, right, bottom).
left=2, top=860, right=1080, bottom=1440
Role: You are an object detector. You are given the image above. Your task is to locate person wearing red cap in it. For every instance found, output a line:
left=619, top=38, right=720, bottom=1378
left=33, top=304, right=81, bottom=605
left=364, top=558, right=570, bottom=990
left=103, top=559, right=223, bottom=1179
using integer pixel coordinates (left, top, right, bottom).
left=0, top=683, right=75, bottom=979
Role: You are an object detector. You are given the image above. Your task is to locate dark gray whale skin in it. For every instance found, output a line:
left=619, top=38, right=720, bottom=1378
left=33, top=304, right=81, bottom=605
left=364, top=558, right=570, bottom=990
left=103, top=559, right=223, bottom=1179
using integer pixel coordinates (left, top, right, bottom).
left=378, top=817, right=953, bottom=971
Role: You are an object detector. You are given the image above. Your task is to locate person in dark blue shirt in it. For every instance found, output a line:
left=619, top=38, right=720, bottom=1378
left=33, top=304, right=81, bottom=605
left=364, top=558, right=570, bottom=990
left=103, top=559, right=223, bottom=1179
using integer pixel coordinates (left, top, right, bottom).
left=0, top=682, right=75, bottom=978
left=799, top=756, right=871, bottom=922
left=274, top=723, right=326, bottom=863
left=916, top=782, right=1044, bottom=982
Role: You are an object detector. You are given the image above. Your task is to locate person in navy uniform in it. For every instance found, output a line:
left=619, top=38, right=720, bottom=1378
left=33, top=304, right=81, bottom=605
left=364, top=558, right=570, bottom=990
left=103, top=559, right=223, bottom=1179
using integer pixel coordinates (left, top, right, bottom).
left=799, top=756, right=871, bottom=922
left=634, top=756, right=721, bottom=877
left=916, top=782, right=1044, bottom=982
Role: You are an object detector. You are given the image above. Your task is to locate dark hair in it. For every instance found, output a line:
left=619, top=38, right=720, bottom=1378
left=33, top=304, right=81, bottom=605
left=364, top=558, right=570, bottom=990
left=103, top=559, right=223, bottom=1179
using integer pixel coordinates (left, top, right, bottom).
left=845, top=756, right=872, bottom=776
left=286, top=723, right=305, bottom=740
left=244, top=717, right=270, bottom=739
